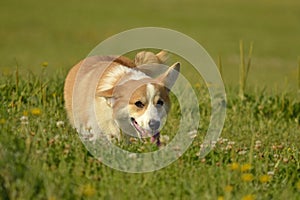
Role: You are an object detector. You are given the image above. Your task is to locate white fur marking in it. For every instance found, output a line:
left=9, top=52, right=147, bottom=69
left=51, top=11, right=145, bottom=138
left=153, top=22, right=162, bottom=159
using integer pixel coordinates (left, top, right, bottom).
left=135, top=84, right=161, bottom=132
left=98, top=65, right=149, bottom=91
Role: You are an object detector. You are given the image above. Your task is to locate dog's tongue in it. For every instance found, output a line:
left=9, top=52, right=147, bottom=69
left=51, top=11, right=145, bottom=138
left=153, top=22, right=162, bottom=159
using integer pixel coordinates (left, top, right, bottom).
left=132, top=119, right=160, bottom=145
left=132, top=120, right=147, bottom=137
left=151, top=132, right=160, bottom=146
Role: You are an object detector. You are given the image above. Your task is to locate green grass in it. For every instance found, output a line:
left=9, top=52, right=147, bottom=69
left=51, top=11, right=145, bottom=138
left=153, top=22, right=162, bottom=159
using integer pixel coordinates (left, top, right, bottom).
left=0, top=67, right=299, bottom=199
left=1, top=0, right=300, bottom=199
left=1, top=0, right=300, bottom=90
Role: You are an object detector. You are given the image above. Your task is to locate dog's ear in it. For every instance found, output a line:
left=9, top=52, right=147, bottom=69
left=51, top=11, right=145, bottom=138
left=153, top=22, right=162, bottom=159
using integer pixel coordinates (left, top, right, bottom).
left=156, top=50, right=169, bottom=64
left=135, top=51, right=170, bottom=78
left=96, top=88, right=115, bottom=107
left=96, top=88, right=114, bottom=97
left=157, top=62, right=180, bottom=89
left=135, top=50, right=169, bottom=65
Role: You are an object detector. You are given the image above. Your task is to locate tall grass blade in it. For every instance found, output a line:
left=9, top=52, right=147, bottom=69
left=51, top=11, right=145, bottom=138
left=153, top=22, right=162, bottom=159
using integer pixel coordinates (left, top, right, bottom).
left=239, top=40, right=245, bottom=99
left=298, top=57, right=300, bottom=92
left=14, top=58, right=19, bottom=95
left=218, top=55, right=223, bottom=78
left=239, top=41, right=253, bottom=99
left=245, top=42, right=253, bottom=83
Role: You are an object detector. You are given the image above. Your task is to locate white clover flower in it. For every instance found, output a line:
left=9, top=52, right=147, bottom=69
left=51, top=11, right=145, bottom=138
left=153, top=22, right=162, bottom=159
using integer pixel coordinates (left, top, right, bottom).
left=267, top=171, right=275, bottom=176
left=255, top=140, right=262, bottom=145
left=223, top=138, right=229, bottom=143
left=160, top=135, right=170, bottom=143
left=128, top=153, right=137, bottom=159
left=238, top=150, right=247, bottom=155
left=20, top=116, right=28, bottom=125
left=211, top=141, right=217, bottom=149
left=188, top=130, right=197, bottom=139
left=56, top=120, right=64, bottom=127
left=172, top=145, right=181, bottom=151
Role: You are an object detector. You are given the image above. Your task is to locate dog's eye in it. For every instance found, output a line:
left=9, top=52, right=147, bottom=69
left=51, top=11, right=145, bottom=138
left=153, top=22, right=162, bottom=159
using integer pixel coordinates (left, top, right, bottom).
left=157, top=99, right=164, bottom=106
left=135, top=101, right=144, bottom=108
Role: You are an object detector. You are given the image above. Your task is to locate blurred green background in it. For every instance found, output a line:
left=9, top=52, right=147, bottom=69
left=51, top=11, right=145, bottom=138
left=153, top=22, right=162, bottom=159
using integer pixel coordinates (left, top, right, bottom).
left=1, top=0, right=299, bottom=90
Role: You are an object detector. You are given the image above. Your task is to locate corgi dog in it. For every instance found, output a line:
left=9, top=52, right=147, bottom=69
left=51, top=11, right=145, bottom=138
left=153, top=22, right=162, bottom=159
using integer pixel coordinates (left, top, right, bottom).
left=64, top=51, right=180, bottom=145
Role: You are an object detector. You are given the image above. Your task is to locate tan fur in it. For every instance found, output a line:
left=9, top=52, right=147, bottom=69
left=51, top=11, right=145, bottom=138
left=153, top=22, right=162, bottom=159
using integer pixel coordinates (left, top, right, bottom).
left=64, top=51, right=179, bottom=141
left=134, top=50, right=168, bottom=65
left=64, top=56, right=134, bottom=126
left=128, top=83, right=170, bottom=117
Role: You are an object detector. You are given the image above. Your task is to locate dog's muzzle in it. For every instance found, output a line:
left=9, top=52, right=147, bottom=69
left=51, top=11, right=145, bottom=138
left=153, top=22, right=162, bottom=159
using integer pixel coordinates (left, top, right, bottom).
left=130, top=118, right=161, bottom=146
left=148, top=119, right=160, bottom=131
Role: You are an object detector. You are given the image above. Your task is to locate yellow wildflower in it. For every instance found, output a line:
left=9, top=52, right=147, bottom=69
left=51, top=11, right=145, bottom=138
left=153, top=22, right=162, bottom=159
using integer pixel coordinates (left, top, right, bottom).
left=217, top=196, right=224, bottom=200
left=31, top=108, right=41, bottom=115
left=242, top=194, right=255, bottom=200
left=241, top=173, right=254, bottom=182
left=259, top=175, right=271, bottom=183
left=42, top=62, right=48, bottom=67
left=0, top=118, right=6, bottom=124
left=23, top=110, right=28, bottom=116
left=230, top=162, right=239, bottom=171
left=224, top=185, right=233, bottom=192
left=241, top=163, right=251, bottom=172
left=82, top=184, right=96, bottom=197
left=194, top=83, right=201, bottom=89
left=297, top=181, right=300, bottom=190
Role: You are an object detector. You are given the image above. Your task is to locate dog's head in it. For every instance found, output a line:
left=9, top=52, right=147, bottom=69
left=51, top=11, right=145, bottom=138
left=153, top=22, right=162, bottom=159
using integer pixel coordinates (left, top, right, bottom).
left=97, top=52, right=180, bottom=139
left=128, top=62, right=180, bottom=138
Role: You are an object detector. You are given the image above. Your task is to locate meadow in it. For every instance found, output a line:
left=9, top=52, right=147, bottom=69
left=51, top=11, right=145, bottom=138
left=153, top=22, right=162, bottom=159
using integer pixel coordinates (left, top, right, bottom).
left=1, top=0, right=300, bottom=199
left=0, top=65, right=299, bottom=200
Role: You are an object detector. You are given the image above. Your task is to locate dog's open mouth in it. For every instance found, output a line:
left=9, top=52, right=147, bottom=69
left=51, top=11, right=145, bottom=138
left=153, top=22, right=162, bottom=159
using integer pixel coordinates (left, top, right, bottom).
left=130, top=117, right=160, bottom=145
left=130, top=117, right=158, bottom=137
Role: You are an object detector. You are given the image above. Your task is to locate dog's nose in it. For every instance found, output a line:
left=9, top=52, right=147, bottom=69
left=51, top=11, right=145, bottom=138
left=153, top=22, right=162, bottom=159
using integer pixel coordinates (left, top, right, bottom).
left=149, top=119, right=160, bottom=130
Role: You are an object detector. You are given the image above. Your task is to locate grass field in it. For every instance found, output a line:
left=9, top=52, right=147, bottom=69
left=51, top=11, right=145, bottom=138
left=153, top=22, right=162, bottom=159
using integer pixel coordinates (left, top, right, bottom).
left=1, top=0, right=300, bottom=90
left=0, top=69, right=299, bottom=199
left=0, top=0, right=300, bottom=199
